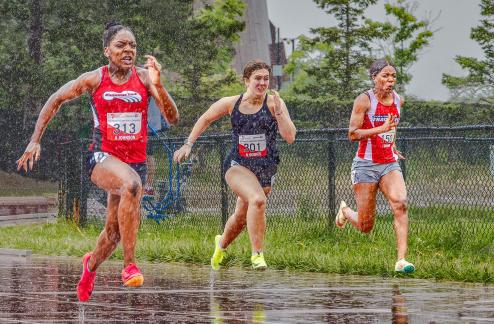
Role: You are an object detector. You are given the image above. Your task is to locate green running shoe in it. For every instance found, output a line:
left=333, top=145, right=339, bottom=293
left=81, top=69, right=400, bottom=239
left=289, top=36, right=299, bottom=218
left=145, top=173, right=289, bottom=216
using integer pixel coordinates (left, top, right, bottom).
left=395, top=259, right=415, bottom=273
left=210, top=235, right=224, bottom=271
left=251, top=252, right=267, bottom=270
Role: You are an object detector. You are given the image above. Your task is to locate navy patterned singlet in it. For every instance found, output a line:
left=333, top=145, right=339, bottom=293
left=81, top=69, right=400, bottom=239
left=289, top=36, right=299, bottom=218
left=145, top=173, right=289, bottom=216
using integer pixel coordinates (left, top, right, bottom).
left=229, top=93, right=280, bottom=167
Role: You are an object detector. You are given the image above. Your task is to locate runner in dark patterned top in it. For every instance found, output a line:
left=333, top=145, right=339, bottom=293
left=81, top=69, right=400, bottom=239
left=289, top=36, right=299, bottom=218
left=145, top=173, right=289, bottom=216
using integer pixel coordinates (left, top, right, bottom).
left=174, top=60, right=296, bottom=270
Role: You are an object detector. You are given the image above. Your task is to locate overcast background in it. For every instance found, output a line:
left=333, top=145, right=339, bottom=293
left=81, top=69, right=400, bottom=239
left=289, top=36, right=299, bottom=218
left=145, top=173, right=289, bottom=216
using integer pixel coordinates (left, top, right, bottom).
left=266, top=0, right=483, bottom=101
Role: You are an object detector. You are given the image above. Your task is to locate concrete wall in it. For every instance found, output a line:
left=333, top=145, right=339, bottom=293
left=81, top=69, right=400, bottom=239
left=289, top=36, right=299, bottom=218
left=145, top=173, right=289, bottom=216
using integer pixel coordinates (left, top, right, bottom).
left=232, top=0, right=271, bottom=74
left=193, top=0, right=272, bottom=74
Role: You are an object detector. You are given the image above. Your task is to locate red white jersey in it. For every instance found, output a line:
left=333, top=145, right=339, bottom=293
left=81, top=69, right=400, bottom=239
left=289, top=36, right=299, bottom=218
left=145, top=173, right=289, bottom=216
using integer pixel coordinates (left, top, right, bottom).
left=356, top=89, right=401, bottom=164
left=89, top=66, right=149, bottom=163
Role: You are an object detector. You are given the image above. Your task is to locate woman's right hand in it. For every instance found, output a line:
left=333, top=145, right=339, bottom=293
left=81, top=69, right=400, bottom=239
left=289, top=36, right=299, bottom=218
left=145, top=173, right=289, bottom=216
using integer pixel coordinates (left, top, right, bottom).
left=380, top=114, right=397, bottom=133
left=173, top=144, right=192, bottom=163
left=16, top=141, right=41, bottom=172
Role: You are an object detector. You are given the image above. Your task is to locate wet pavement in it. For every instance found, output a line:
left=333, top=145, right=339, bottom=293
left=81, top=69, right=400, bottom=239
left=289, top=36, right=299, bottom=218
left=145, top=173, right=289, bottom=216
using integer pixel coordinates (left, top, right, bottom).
left=0, top=256, right=493, bottom=323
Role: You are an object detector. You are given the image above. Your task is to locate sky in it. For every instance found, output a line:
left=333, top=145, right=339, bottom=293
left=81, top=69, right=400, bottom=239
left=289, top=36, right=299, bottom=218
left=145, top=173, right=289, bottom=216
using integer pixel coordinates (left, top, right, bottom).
left=266, top=0, right=483, bottom=101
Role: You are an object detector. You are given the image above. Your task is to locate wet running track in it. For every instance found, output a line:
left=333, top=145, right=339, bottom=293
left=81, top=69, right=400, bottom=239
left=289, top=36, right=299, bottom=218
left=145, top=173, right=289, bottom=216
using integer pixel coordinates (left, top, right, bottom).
left=0, top=255, right=493, bottom=323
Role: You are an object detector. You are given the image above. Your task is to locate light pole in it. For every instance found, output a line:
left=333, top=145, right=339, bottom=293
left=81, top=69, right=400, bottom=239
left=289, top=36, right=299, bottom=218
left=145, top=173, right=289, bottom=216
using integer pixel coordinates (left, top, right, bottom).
left=283, top=37, right=297, bottom=81
left=282, top=37, right=297, bottom=56
left=276, top=27, right=281, bottom=90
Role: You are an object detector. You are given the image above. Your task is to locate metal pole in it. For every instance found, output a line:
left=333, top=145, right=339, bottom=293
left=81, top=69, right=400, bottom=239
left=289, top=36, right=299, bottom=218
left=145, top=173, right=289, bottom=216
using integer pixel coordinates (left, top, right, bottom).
left=291, top=38, right=295, bottom=81
left=219, top=139, right=229, bottom=228
left=327, top=134, right=336, bottom=229
left=277, top=27, right=282, bottom=90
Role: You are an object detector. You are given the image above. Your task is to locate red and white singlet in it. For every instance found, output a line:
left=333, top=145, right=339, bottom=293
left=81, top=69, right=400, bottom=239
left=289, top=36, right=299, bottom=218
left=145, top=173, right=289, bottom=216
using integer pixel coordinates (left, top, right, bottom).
left=89, top=66, right=149, bottom=163
left=356, top=89, right=401, bottom=164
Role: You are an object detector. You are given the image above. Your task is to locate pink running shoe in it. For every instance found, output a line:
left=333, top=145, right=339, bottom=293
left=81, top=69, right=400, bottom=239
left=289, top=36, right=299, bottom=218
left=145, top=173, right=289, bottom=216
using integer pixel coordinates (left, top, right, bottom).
left=121, top=263, right=144, bottom=287
left=77, top=252, right=96, bottom=302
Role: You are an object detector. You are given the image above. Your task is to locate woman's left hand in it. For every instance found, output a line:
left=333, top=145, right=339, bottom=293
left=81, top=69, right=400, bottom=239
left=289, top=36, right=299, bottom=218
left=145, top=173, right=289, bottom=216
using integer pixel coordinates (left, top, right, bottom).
left=271, top=90, right=283, bottom=116
left=396, top=149, right=406, bottom=160
left=144, top=55, right=162, bottom=85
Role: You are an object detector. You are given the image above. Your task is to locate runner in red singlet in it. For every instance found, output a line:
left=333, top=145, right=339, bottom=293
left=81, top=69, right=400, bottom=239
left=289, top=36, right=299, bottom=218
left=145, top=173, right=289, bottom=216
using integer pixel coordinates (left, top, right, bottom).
left=335, top=59, right=415, bottom=274
left=16, top=21, right=179, bottom=301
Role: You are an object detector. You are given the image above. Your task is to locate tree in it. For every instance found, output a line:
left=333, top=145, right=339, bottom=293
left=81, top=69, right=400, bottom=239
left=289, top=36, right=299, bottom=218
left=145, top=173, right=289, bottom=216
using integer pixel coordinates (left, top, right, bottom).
left=0, top=0, right=246, bottom=135
left=442, top=0, right=494, bottom=102
left=381, top=0, right=435, bottom=92
left=174, top=0, right=245, bottom=100
left=284, top=0, right=393, bottom=100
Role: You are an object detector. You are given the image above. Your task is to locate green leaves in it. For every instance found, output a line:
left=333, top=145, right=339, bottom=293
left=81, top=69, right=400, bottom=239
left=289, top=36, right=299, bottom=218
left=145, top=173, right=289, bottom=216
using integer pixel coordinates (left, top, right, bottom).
left=442, top=0, right=494, bottom=102
left=382, top=0, right=434, bottom=91
left=0, top=0, right=246, bottom=132
left=283, top=0, right=387, bottom=100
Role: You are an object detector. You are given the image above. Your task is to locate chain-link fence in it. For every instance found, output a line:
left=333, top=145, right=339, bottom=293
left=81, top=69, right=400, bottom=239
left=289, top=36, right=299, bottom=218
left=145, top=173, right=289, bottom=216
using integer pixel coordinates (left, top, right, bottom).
left=59, top=126, right=494, bottom=236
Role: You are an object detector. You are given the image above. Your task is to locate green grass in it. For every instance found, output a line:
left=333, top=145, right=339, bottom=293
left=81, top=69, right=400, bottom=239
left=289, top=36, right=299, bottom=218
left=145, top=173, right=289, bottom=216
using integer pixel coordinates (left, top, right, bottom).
left=1, top=206, right=494, bottom=283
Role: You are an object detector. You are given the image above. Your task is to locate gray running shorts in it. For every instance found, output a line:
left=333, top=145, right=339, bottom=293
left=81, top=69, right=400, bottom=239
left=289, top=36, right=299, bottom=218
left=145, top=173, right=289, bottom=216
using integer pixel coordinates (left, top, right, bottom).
left=351, top=157, right=401, bottom=185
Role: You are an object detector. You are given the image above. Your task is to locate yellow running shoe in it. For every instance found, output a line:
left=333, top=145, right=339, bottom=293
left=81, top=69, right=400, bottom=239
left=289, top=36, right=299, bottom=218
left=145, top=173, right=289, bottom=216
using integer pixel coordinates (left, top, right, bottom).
left=395, top=259, right=415, bottom=273
left=251, top=252, right=267, bottom=270
left=335, top=200, right=348, bottom=228
left=210, top=235, right=224, bottom=271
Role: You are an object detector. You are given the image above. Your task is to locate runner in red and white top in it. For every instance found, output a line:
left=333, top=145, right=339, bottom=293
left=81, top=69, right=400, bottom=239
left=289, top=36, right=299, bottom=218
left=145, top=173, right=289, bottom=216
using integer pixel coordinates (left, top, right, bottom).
left=335, top=59, right=415, bottom=274
left=16, top=21, right=179, bottom=301
left=90, top=64, right=149, bottom=163
left=356, top=89, right=401, bottom=164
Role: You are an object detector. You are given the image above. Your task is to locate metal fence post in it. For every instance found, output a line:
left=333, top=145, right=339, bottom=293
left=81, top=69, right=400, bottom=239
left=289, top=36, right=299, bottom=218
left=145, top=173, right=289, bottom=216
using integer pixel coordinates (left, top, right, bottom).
left=219, top=138, right=229, bottom=228
left=65, top=141, right=80, bottom=222
left=58, top=143, right=68, bottom=219
left=79, top=140, right=88, bottom=226
left=400, top=137, right=408, bottom=181
left=327, top=133, right=336, bottom=227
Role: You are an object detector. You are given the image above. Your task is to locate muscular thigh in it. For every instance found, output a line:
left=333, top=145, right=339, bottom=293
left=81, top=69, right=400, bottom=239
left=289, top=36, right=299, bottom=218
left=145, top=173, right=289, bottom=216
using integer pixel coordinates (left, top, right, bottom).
left=91, top=156, right=142, bottom=194
left=225, top=165, right=265, bottom=201
left=233, top=187, right=271, bottom=217
left=379, top=170, right=407, bottom=203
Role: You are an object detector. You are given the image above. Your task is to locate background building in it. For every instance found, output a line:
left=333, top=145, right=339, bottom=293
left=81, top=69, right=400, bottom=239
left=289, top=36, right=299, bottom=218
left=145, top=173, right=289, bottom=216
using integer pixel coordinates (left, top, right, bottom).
left=232, top=0, right=287, bottom=89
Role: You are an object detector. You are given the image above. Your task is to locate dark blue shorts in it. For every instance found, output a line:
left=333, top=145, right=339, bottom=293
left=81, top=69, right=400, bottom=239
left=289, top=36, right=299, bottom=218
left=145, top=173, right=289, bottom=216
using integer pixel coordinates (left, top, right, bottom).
left=227, top=160, right=277, bottom=188
left=86, top=151, right=147, bottom=184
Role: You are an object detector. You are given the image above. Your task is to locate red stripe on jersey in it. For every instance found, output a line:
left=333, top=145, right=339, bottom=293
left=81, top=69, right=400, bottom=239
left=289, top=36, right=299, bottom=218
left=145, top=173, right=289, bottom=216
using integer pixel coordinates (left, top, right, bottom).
left=90, top=66, right=149, bottom=163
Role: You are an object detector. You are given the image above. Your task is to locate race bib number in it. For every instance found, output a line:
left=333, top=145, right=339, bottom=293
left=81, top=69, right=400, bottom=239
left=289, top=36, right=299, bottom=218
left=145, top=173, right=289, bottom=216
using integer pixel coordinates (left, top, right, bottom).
left=378, top=128, right=396, bottom=146
left=238, top=134, right=267, bottom=158
left=107, top=112, right=142, bottom=141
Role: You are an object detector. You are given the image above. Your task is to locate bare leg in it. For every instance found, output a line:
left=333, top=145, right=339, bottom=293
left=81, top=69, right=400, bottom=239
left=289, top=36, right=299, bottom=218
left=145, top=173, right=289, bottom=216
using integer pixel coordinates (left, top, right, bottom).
left=90, top=156, right=143, bottom=268
left=220, top=197, right=247, bottom=249
left=225, top=166, right=269, bottom=253
left=220, top=186, right=272, bottom=249
left=88, top=193, right=121, bottom=271
left=343, top=183, right=379, bottom=233
left=379, top=170, right=409, bottom=260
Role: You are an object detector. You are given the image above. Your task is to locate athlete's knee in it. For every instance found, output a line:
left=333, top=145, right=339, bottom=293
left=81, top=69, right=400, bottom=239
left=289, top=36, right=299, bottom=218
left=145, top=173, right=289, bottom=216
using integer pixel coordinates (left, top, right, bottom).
left=249, top=194, right=266, bottom=209
left=391, top=198, right=408, bottom=214
left=121, top=178, right=142, bottom=197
